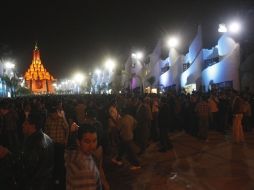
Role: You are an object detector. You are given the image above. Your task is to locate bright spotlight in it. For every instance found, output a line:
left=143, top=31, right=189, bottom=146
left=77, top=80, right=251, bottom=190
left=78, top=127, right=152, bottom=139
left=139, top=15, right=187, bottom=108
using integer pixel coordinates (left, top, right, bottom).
left=5, top=62, right=15, bottom=69
left=218, top=24, right=227, bottom=33
left=73, top=73, right=85, bottom=83
left=132, top=52, right=143, bottom=60
left=136, top=52, right=143, bottom=60
left=229, top=21, right=241, bottom=34
left=95, top=69, right=101, bottom=75
left=131, top=53, right=137, bottom=58
left=105, top=59, right=115, bottom=70
left=167, top=37, right=179, bottom=48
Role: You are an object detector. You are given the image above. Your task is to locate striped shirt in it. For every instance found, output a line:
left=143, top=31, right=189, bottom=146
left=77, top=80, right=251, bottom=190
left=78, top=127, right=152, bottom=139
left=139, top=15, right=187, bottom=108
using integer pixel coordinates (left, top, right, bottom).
left=65, top=150, right=102, bottom=190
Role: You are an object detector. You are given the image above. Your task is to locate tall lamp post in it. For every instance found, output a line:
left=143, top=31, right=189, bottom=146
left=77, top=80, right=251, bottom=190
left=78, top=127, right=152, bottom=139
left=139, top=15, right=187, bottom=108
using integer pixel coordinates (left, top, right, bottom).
left=132, top=51, right=145, bottom=95
left=3, top=61, right=16, bottom=97
left=73, top=73, right=85, bottom=94
left=104, top=58, right=116, bottom=94
left=218, top=20, right=242, bottom=90
left=94, top=69, right=101, bottom=93
left=166, top=36, right=180, bottom=63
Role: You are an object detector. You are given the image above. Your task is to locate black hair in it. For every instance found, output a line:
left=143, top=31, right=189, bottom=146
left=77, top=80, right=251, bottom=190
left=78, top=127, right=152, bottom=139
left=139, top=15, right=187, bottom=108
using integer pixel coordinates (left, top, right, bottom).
left=0, top=99, right=10, bottom=109
left=77, top=124, right=97, bottom=140
left=27, top=111, right=43, bottom=130
left=86, top=108, right=97, bottom=118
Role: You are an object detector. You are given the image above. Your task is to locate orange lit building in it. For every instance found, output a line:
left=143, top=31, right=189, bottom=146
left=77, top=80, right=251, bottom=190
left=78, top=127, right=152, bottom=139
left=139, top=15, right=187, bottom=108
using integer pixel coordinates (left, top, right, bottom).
left=24, top=44, right=55, bottom=94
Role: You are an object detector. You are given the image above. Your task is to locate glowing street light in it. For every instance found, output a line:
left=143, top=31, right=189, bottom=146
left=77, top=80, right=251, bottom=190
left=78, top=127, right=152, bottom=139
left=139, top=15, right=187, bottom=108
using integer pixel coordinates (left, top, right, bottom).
left=73, top=73, right=85, bottom=83
left=167, top=37, right=179, bottom=48
left=218, top=24, right=228, bottom=33
left=95, top=69, right=101, bottom=75
left=228, top=21, right=241, bottom=34
left=132, top=52, right=143, bottom=60
left=218, top=21, right=241, bottom=34
left=105, top=59, right=116, bottom=71
left=4, top=61, right=15, bottom=69
left=73, top=72, right=85, bottom=94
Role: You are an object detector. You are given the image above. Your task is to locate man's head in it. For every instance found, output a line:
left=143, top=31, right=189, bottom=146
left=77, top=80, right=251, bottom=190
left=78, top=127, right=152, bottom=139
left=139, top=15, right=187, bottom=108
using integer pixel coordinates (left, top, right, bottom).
left=0, top=99, right=10, bottom=115
left=76, top=124, right=97, bottom=155
left=22, top=112, right=42, bottom=136
left=85, top=108, right=97, bottom=119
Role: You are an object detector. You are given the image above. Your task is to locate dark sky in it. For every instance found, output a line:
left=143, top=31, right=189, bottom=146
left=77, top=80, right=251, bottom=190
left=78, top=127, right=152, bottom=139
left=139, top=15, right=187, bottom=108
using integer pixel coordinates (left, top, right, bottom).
left=0, top=0, right=253, bottom=78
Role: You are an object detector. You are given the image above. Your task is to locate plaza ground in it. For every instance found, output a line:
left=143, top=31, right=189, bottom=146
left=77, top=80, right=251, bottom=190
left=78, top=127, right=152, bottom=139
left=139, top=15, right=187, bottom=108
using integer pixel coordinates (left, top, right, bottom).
left=105, top=130, right=254, bottom=190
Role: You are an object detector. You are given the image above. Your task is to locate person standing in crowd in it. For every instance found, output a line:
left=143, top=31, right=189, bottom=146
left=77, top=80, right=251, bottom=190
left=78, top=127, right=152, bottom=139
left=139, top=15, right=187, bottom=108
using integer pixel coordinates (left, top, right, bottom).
left=195, top=95, right=210, bottom=141
left=0, top=99, right=20, bottom=154
left=0, top=112, right=54, bottom=190
left=135, top=97, right=152, bottom=155
left=68, top=120, right=110, bottom=190
left=75, top=99, right=87, bottom=125
left=208, top=92, right=219, bottom=131
left=44, top=103, right=69, bottom=189
left=151, top=96, right=159, bottom=142
left=112, top=111, right=141, bottom=170
left=242, top=96, right=252, bottom=132
left=65, top=124, right=103, bottom=190
left=108, top=100, right=121, bottom=155
left=231, top=90, right=245, bottom=143
left=57, top=100, right=69, bottom=128
left=84, top=108, right=104, bottom=148
left=158, top=97, right=173, bottom=152
left=218, top=92, right=230, bottom=134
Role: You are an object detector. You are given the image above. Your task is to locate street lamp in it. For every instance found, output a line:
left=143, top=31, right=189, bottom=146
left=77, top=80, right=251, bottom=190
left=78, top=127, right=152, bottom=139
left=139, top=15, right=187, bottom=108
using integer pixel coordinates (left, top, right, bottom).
left=228, top=21, right=241, bottom=34
left=4, top=61, right=15, bottom=69
left=131, top=51, right=146, bottom=94
left=3, top=61, right=16, bottom=97
left=218, top=24, right=228, bottom=33
left=95, top=69, right=101, bottom=75
left=132, top=52, right=143, bottom=60
left=93, top=69, right=102, bottom=93
left=105, top=59, right=116, bottom=72
left=73, top=72, right=85, bottom=94
left=4, top=61, right=15, bottom=78
left=104, top=58, right=116, bottom=93
left=167, top=37, right=179, bottom=48
left=218, top=21, right=242, bottom=34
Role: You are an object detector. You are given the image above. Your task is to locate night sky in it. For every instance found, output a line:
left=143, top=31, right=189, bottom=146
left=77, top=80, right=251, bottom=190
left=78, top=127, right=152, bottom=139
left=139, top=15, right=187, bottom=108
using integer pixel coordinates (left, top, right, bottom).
left=0, top=0, right=253, bottom=78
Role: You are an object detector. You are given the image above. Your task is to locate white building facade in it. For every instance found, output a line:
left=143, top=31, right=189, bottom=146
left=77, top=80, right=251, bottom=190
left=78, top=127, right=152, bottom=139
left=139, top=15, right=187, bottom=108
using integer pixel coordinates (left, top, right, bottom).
left=158, top=26, right=240, bottom=93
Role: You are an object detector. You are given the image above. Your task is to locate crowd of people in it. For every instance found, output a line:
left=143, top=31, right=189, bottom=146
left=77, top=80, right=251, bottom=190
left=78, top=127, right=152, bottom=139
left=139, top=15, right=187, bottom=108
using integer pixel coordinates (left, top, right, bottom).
left=0, top=88, right=253, bottom=190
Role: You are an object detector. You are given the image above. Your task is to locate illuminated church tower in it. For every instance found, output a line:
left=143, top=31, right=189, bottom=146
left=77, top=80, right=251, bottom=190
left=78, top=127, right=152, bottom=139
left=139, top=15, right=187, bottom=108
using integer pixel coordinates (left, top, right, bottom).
left=24, top=43, right=55, bottom=94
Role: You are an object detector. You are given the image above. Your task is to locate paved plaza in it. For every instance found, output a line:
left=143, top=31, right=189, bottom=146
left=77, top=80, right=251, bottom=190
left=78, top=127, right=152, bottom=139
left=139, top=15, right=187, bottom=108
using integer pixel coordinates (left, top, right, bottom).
left=105, top=130, right=254, bottom=190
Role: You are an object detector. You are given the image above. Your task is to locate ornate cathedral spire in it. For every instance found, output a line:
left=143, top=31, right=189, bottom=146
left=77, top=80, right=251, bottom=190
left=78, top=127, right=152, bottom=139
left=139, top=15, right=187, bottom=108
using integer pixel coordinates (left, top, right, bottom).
left=33, top=42, right=41, bottom=65
left=24, top=43, right=55, bottom=94
left=34, top=42, right=38, bottom=50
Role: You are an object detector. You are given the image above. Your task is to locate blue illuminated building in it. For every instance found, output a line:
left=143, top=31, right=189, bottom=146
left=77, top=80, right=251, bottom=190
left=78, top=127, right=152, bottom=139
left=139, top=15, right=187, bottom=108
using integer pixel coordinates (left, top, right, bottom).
left=159, top=26, right=240, bottom=93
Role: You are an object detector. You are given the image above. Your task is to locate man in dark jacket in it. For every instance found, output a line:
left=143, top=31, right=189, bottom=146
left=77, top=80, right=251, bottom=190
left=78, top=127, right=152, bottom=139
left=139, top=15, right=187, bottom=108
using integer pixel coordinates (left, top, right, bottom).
left=0, top=111, right=54, bottom=190
left=158, top=97, right=173, bottom=152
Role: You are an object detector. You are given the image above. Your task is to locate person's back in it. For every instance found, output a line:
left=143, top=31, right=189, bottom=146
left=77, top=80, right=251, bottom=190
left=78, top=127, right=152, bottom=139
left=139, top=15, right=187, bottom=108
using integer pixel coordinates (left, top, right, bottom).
left=0, top=101, right=20, bottom=153
left=45, top=111, right=68, bottom=145
left=119, top=114, right=137, bottom=141
left=20, top=129, right=54, bottom=189
left=195, top=99, right=210, bottom=118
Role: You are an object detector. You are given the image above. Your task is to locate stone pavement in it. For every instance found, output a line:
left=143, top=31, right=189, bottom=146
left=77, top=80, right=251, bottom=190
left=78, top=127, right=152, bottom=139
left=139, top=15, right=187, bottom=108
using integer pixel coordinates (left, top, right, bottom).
left=104, top=131, right=254, bottom=190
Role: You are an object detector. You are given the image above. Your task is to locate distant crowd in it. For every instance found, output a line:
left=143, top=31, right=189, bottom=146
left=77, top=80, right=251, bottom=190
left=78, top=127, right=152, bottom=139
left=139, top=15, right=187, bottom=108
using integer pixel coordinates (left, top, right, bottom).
left=0, top=89, right=253, bottom=190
